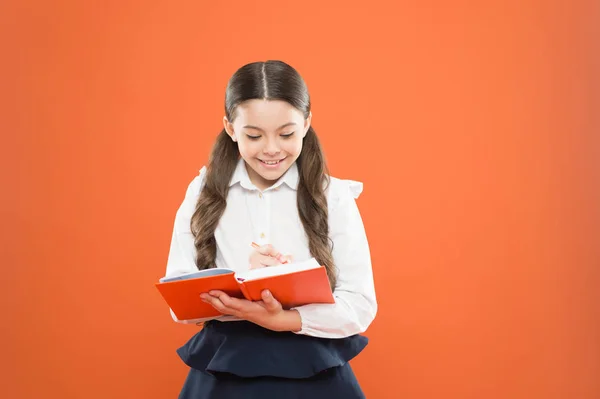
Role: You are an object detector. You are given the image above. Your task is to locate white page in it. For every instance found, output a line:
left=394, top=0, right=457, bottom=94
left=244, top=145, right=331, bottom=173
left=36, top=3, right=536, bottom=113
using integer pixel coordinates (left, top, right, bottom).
left=235, top=258, right=321, bottom=282
left=159, top=268, right=234, bottom=283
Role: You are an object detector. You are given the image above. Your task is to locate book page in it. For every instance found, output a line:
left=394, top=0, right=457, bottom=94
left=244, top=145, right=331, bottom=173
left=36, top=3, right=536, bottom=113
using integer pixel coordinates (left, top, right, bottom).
left=235, top=258, right=321, bottom=282
left=159, top=268, right=234, bottom=283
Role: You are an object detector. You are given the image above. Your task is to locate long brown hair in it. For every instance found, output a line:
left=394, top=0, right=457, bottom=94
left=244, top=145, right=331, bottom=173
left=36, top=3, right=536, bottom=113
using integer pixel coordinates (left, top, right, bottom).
left=190, top=60, right=337, bottom=290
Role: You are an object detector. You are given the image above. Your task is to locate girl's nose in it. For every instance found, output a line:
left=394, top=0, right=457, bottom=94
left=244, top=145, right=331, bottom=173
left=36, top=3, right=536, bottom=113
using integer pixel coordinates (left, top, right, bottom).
left=263, top=140, right=280, bottom=155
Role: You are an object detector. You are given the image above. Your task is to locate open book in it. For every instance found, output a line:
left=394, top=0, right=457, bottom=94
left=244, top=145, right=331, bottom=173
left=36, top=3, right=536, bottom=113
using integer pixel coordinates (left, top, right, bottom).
left=155, top=258, right=335, bottom=321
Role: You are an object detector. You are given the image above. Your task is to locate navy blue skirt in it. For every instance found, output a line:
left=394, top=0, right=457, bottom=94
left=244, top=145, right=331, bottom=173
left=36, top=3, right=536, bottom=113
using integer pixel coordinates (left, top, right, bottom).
left=176, top=320, right=369, bottom=399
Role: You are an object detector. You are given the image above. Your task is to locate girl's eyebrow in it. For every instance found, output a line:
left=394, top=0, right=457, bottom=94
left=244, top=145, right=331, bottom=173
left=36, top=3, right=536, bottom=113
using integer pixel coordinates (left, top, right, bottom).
left=242, top=122, right=297, bottom=132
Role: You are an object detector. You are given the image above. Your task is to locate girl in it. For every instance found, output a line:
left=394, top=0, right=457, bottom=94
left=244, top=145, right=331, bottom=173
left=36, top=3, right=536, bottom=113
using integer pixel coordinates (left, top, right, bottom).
left=163, top=60, right=377, bottom=398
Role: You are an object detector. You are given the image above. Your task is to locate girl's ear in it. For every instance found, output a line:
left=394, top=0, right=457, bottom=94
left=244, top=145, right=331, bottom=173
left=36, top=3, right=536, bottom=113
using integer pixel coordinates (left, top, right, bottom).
left=303, top=111, right=312, bottom=137
left=223, top=116, right=237, bottom=142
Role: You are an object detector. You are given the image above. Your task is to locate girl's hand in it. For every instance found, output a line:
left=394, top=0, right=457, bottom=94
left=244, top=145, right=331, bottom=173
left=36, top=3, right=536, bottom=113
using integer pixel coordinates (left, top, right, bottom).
left=249, top=244, right=293, bottom=270
left=200, top=290, right=301, bottom=332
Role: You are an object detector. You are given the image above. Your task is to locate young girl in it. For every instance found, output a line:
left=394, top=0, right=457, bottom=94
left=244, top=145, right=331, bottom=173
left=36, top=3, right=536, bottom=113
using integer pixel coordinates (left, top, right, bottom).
left=163, top=60, right=377, bottom=398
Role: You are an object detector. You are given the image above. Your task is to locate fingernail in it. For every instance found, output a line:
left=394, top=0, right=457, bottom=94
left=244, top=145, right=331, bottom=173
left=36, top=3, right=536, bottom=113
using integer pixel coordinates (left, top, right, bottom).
left=200, top=293, right=207, bottom=299
left=264, top=290, right=271, bottom=297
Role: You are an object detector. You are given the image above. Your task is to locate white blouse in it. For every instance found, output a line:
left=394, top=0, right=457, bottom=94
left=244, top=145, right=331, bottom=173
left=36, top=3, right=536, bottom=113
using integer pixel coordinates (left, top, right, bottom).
left=163, top=158, right=377, bottom=339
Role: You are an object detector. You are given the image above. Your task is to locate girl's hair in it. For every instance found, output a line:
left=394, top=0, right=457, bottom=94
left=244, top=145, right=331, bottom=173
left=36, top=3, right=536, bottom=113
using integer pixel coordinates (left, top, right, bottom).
left=190, top=60, right=337, bottom=290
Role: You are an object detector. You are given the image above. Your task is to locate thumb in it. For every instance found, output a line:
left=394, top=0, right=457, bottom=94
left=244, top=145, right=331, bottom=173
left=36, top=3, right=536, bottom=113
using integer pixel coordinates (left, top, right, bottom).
left=261, top=290, right=281, bottom=311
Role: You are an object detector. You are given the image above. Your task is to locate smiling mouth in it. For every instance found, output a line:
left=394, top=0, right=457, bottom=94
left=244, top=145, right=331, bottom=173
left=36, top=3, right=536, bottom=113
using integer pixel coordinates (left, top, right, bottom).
left=259, top=158, right=286, bottom=165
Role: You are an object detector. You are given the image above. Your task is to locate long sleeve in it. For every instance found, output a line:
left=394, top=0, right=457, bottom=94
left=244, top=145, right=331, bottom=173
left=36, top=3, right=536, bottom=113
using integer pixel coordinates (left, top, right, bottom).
left=291, top=179, right=378, bottom=339
left=163, top=168, right=210, bottom=324
left=165, top=169, right=205, bottom=278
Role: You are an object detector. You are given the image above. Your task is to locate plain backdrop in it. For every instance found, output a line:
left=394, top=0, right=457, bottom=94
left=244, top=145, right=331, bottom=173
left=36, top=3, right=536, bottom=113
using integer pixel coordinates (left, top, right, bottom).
left=1, top=1, right=599, bottom=398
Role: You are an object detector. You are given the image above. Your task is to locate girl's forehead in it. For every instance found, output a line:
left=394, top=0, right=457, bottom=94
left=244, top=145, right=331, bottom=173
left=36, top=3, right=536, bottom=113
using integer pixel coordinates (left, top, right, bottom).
left=238, top=99, right=294, bottom=114
left=235, top=100, right=303, bottom=126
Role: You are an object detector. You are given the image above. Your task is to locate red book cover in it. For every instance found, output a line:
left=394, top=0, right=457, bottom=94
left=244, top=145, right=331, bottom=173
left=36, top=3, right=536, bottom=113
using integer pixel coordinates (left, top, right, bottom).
left=155, top=259, right=334, bottom=321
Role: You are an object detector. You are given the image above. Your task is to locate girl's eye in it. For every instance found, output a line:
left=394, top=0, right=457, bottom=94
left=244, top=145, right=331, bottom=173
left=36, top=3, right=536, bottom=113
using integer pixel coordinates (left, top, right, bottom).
left=246, top=134, right=261, bottom=140
left=281, top=132, right=295, bottom=138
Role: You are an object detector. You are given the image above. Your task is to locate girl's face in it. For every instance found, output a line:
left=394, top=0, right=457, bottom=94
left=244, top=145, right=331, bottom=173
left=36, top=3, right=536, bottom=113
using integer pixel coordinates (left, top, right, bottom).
left=224, top=99, right=311, bottom=190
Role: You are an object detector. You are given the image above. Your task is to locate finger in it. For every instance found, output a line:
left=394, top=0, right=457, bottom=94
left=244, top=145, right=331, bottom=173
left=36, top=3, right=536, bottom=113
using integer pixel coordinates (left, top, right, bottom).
left=248, top=254, right=266, bottom=269
left=257, top=244, right=281, bottom=258
left=259, top=254, right=281, bottom=267
left=261, top=290, right=282, bottom=312
left=209, top=291, right=244, bottom=311
left=201, top=293, right=240, bottom=316
left=278, top=254, right=293, bottom=264
left=201, top=294, right=229, bottom=313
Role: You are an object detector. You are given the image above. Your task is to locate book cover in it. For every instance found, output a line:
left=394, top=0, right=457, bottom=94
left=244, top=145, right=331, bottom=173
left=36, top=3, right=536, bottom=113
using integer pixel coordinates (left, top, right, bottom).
left=155, top=258, right=334, bottom=321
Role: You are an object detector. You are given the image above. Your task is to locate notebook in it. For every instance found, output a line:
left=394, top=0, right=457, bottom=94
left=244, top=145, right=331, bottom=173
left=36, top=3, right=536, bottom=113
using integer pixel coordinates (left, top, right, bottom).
left=155, top=258, right=335, bottom=321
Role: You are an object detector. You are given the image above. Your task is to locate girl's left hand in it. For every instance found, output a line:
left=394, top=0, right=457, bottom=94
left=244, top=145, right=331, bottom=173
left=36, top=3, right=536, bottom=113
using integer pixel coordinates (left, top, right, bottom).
left=200, top=290, right=301, bottom=332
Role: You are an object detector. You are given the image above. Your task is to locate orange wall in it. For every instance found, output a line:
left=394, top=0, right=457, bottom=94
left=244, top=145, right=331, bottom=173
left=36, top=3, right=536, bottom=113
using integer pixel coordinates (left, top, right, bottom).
left=2, top=1, right=599, bottom=398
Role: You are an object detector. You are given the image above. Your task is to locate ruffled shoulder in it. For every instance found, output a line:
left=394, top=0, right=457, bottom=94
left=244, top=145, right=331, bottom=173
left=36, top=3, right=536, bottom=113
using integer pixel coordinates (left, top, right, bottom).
left=176, top=320, right=368, bottom=379
left=347, top=179, right=363, bottom=199
left=183, top=166, right=207, bottom=199
left=198, top=165, right=207, bottom=179
left=327, top=176, right=364, bottom=212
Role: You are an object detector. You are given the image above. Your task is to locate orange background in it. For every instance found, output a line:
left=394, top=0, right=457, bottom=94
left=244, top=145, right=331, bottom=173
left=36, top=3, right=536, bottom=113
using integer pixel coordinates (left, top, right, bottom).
left=2, top=1, right=599, bottom=398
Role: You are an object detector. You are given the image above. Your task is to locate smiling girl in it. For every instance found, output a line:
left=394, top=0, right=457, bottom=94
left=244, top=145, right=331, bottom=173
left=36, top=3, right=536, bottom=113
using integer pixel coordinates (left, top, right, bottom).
left=163, top=60, right=377, bottom=399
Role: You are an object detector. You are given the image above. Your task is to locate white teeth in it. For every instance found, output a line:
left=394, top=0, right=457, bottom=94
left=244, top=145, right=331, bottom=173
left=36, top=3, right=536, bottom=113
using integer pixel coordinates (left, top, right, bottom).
left=262, top=160, right=280, bottom=165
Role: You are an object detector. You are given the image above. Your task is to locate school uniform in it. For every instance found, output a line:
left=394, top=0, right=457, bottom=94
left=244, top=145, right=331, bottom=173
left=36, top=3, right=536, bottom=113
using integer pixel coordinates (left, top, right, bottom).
left=164, top=158, right=377, bottom=398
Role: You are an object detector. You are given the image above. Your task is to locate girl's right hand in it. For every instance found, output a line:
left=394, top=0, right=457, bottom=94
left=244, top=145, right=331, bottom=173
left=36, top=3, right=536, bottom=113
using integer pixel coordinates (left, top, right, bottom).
left=249, top=244, right=293, bottom=270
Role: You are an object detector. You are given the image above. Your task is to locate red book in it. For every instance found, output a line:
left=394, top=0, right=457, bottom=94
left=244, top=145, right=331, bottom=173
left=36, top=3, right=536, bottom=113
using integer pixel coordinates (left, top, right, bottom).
left=155, top=258, right=334, bottom=321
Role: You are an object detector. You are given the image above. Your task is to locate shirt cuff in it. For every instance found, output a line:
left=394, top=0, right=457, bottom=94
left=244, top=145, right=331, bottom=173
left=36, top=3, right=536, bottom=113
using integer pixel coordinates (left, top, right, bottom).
left=290, top=303, right=354, bottom=339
